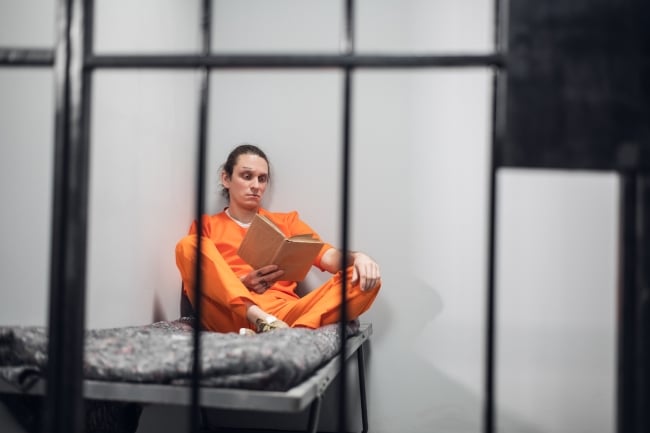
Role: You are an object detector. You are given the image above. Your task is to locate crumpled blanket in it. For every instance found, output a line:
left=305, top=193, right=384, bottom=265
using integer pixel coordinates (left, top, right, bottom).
left=0, top=318, right=358, bottom=392
left=0, top=319, right=358, bottom=433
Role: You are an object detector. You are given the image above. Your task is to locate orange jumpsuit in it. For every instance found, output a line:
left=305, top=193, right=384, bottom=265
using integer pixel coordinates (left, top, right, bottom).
left=175, top=208, right=380, bottom=333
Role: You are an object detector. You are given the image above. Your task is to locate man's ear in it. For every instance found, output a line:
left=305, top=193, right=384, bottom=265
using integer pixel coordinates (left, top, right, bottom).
left=221, top=171, right=231, bottom=188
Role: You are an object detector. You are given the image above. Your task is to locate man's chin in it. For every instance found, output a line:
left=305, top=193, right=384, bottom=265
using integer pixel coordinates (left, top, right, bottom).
left=243, top=199, right=261, bottom=208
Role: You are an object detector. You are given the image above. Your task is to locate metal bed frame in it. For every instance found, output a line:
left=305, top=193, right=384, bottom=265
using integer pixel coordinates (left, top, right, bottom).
left=0, top=323, right=372, bottom=433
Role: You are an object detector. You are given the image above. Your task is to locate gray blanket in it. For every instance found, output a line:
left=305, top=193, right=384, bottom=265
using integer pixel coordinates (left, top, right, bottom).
left=0, top=318, right=357, bottom=392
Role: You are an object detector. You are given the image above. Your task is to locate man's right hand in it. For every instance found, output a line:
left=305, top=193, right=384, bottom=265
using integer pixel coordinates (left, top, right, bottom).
left=240, top=265, right=285, bottom=293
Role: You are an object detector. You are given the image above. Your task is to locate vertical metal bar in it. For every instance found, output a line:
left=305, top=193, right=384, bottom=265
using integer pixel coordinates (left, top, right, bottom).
left=45, top=0, right=90, bottom=432
left=484, top=1, right=507, bottom=433
left=617, top=172, right=638, bottom=433
left=483, top=85, right=498, bottom=433
left=341, top=0, right=355, bottom=54
left=338, top=1, right=354, bottom=431
left=190, top=1, right=212, bottom=432
left=635, top=175, right=650, bottom=433
left=338, top=61, right=352, bottom=433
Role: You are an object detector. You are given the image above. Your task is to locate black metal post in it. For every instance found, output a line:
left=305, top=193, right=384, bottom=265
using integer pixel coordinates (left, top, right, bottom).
left=483, top=100, right=498, bottom=433
left=337, top=1, right=354, bottom=431
left=617, top=172, right=650, bottom=433
left=634, top=175, right=650, bottom=433
left=45, top=0, right=91, bottom=433
left=338, top=67, right=352, bottom=433
left=618, top=172, right=637, bottom=433
left=189, top=1, right=212, bottom=432
left=484, top=1, right=507, bottom=432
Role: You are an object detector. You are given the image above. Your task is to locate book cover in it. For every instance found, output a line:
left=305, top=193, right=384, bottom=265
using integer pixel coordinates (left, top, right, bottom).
left=237, top=214, right=324, bottom=282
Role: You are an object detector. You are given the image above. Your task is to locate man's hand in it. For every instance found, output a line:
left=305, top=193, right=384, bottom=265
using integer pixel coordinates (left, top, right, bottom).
left=320, top=248, right=382, bottom=291
left=241, top=265, right=284, bottom=294
left=350, top=252, right=381, bottom=291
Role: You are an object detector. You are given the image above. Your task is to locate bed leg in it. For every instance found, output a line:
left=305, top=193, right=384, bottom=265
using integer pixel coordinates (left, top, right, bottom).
left=306, top=395, right=322, bottom=433
left=357, top=343, right=369, bottom=433
left=199, top=407, right=209, bottom=431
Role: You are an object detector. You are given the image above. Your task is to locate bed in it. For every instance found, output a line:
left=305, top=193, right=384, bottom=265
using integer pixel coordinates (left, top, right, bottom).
left=0, top=318, right=371, bottom=433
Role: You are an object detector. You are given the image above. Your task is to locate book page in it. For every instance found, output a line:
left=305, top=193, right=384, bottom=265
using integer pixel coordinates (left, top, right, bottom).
left=237, top=214, right=285, bottom=269
left=237, top=213, right=324, bottom=281
left=272, top=239, right=324, bottom=281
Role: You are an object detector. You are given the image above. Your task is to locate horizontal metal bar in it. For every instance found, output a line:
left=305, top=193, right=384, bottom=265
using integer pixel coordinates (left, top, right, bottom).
left=86, top=53, right=505, bottom=69
left=0, top=48, right=55, bottom=66
left=0, top=50, right=505, bottom=69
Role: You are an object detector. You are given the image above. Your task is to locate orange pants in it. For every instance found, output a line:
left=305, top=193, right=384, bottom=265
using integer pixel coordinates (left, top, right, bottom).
left=175, top=235, right=380, bottom=333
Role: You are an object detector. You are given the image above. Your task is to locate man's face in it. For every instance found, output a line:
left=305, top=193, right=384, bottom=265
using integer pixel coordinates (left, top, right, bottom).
left=222, top=153, right=269, bottom=210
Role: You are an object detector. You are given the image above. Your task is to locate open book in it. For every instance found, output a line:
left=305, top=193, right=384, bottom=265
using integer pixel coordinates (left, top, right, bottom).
left=237, top=214, right=324, bottom=282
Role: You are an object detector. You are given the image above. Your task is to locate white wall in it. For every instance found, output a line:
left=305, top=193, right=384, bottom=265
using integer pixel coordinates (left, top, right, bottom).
left=0, top=1, right=617, bottom=433
left=0, top=68, right=53, bottom=328
left=496, top=170, right=618, bottom=433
